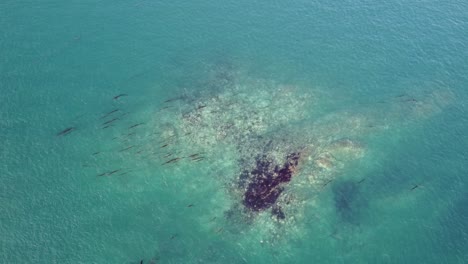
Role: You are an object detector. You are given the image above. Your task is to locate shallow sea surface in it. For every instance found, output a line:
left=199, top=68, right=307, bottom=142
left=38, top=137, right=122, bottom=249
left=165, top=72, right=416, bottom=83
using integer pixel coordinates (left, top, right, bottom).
left=1, top=1, right=468, bottom=263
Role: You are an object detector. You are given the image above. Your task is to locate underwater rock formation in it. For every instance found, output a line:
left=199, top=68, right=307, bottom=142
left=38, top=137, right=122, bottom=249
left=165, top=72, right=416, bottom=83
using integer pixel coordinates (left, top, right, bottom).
left=242, top=152, right=300, bottom=218
left=148, top=63, right=452, bottom=230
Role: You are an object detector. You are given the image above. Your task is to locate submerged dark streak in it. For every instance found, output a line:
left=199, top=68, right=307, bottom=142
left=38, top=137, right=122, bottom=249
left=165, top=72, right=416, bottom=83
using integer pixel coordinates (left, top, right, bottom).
left=100, top=109, right=119, bottom=119
left=113, top=93, right=128, bottom=100
left=129, top=123, right=144, bottom=129
left=102, top=117, right=119, bottom=126
left=57, top=127, right=76, bottom=136
left=162, top=157, right=181, bottom=165
left=119, top=146, right=134, bottom=152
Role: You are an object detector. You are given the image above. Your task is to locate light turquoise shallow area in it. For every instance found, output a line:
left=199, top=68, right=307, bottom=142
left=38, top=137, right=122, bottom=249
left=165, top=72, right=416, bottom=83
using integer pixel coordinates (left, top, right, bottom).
left=1, top=1, right=468, bottom=263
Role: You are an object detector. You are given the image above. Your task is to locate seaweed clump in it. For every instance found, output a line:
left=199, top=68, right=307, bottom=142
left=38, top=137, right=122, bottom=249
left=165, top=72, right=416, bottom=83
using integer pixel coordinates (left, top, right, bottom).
left=242, top=152, right=300, bottom=219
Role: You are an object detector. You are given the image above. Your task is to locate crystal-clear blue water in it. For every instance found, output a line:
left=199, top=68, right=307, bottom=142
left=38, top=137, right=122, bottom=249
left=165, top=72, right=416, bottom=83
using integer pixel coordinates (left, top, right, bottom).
left=1, top=1, right=468, bottom=263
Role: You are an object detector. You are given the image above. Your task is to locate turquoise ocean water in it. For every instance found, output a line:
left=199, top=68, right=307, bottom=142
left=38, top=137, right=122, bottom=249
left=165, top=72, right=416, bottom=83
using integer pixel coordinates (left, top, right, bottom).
left=1, top=1, right=468, bottom=263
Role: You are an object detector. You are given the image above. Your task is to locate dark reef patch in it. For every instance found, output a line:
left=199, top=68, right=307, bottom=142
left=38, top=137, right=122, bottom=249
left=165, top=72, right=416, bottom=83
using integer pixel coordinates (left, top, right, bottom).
left=242, top=152, right=300, bottom=218
left=332, top=180, right=365, bottom=224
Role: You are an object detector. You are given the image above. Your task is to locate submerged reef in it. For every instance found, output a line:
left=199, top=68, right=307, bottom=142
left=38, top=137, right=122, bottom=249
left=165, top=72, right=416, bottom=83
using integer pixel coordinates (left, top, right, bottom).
left=149, top=67, right=370, bottom=228
left=138, top=62, right=454, bottom=237
left=242, top=153, right=300, bottom=219
left=63, top=58, right=457, bottom=259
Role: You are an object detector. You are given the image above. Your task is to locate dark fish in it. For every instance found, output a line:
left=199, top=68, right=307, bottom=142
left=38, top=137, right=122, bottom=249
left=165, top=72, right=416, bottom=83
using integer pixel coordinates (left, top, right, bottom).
left=119, top=146, right=134, bottom=152
left=170, top=234, right=178, bottom=239
left=164, top=96, right=183, bottom=103
left=215, top=227, right=223, bottom=234
left=57, top=127, right=76, bottom=136
left=188, top=153, right=200, bottom=158
left=102, top=124, right=113, bottom=129
left=322, top=179, right=333, bottom=187
left=357, top=178, right=366, bottom=184
left=140, top=260, right=143, bottom=264
left=100, top=109, right=119, bottom=119
left=410, top=185, right=419, bottom=191
left=113, top=94, right=128, bottom=100
left=92, top=152, right=100, bottom=156
left=102, top=117, right=119, bottom=126
left=187, top=204, right=194, bottom=207
left=160, top=143, right=169, bottom=148
left=108, top=169, right=121, bottom=175
left=192, top=157, right=205, bottom=162
left=98, top=169, right=123, bottom=177
left=126, top=132, right=136, bottom=137
left=197, top=105, right=207, bottom=110
left=129, top=123, right=144, bottom=129
left=163, top=153, right=173, bottom=158
left=162, top=157, right=181, bottom=165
